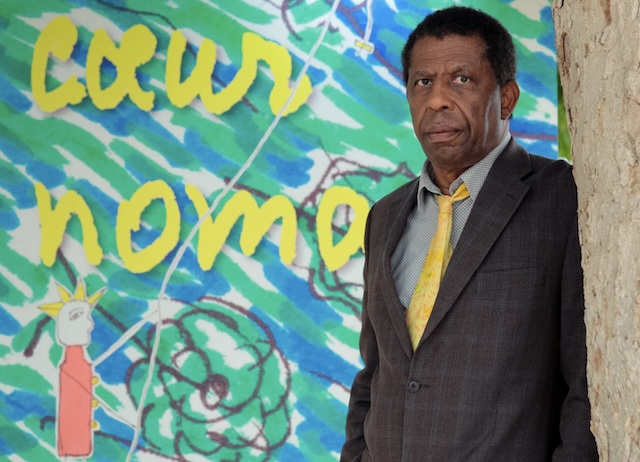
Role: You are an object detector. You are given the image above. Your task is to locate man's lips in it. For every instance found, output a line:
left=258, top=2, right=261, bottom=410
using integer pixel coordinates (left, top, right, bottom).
left=426, top=125, right=460, bottom=143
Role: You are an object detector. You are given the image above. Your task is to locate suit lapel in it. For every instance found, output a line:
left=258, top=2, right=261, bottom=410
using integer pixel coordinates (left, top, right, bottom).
left=420, top=140, right=533, bottom=344
left=379, top=179, right=418, bottom=359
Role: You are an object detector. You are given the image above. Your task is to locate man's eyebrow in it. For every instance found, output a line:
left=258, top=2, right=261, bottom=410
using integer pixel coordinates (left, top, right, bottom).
left=411, top=65, right=472, bottom=77
left=448, top=64, right=472, bottom=74
left=411, top=69, right=432, bottom=77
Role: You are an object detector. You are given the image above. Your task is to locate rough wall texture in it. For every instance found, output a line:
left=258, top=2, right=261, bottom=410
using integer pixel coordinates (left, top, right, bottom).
left=554, top=1, right=640, bottom=460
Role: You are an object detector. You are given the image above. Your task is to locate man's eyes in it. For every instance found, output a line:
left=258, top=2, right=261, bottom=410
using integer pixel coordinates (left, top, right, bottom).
left=415, top=76, right=469, bottom=86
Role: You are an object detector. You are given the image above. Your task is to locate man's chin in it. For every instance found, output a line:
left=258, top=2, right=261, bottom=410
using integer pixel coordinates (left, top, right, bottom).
left=423, top=144, right=463, bottom=160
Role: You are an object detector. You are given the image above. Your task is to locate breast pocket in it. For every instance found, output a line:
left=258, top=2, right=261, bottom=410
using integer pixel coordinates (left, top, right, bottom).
left=475, top=266, right=545, bottom=296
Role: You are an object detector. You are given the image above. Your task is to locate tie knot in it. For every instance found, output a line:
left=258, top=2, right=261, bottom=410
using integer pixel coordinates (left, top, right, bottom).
left=436, top=183, right=469, bottom=213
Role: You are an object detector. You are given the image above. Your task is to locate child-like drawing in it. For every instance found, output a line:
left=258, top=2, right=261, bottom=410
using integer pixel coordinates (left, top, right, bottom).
left=39, top=279, right=106, bottom=460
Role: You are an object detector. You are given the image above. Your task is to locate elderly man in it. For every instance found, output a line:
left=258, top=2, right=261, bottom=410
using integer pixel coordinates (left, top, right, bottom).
left=341, top=6, right=598, bottom=461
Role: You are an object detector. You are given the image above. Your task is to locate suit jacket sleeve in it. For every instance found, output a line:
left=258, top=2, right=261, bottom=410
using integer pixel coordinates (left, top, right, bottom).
left=341, top=208, right=378, bottom=462
left=554, top=198, right=599, bottom=460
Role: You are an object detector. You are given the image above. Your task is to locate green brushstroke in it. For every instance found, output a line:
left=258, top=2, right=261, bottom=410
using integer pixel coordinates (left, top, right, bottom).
left=0, top=364, right=53, bottom=393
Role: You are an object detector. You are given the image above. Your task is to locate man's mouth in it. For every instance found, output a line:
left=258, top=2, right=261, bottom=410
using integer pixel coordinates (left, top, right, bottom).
left=426, top=126, right=459, bottom=143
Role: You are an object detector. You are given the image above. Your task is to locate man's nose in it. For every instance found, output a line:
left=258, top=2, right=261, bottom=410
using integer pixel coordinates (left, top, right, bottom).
left=427, top=82, right=452, bottom=112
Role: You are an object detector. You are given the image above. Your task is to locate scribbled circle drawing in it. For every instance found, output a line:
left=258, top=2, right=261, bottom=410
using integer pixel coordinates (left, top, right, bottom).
left=126, top=297, right=292, bottom=461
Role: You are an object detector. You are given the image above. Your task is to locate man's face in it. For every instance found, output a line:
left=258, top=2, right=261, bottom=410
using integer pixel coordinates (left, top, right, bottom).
left=406, top=34, right=517, bottom=181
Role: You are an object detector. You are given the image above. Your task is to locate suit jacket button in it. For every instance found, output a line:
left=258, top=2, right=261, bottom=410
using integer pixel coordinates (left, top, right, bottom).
left=407, top=380, right=420, bottom=393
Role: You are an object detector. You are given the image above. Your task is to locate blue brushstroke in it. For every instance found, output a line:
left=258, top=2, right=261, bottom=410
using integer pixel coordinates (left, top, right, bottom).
left=0, top=74, right=32, bottom=112
left=518, top=69, right=555, bottom=97
left=73, top=179, right=119, bottom=221
left=264, top=260, right=341, bottom=326
left=296, top=401, right=345, bottom=452
left=265, top=153, right=312, bottom=187
left=1, top=389, right=54, bottom=421
left=0, top=139, right=66, bottom=201
left=511, top=118, right=556, bottom=138
left=90, top=330, right=133, bottom=384
left=251, top=304, right=358, bottom=386
left=539, top=7, right=557, bottom=53
left=0, top=208, right=18, bottom=231
left=0, top=306, right=20, bottom=335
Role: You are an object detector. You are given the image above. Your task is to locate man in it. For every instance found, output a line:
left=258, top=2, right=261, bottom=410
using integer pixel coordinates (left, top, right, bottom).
left=341, top=6, right=598, bottom=461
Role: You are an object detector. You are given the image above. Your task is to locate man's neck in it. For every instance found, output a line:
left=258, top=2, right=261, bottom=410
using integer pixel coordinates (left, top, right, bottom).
left=432, top=167, right=468, bottom=195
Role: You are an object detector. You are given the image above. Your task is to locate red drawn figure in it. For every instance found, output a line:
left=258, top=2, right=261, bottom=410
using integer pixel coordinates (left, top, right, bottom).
left=39, top=279, right=106, bottom=459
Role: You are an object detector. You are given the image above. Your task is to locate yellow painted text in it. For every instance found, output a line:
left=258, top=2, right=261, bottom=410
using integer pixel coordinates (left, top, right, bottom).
left=31, top=17, right=312, bottom=115
left=35, top=181, right=369, bottom=273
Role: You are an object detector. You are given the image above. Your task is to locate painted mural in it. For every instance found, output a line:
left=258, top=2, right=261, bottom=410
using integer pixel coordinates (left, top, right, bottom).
left=0, top=0, right=558, bottom=460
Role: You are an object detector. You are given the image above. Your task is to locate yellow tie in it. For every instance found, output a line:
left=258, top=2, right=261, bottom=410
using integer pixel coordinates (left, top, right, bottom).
left=406, top=183, right=470, bottom=351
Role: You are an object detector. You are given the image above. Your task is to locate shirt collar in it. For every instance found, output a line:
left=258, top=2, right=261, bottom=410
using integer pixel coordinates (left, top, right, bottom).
left=417, top=132, right=511, bottom=209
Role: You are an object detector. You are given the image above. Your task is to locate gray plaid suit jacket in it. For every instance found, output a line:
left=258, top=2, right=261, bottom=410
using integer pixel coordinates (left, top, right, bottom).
left=342, top=139, right=598, bottom=461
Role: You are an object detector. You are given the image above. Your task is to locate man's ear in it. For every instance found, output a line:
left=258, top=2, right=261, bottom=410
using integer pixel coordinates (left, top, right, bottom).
left=500, top=80, right=520, bottom=120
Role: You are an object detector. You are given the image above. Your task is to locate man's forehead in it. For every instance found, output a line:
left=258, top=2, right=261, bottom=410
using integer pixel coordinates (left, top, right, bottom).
left=412, top=34, right=486, bottom=55
left=409, top=35, right=489, bottom=71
